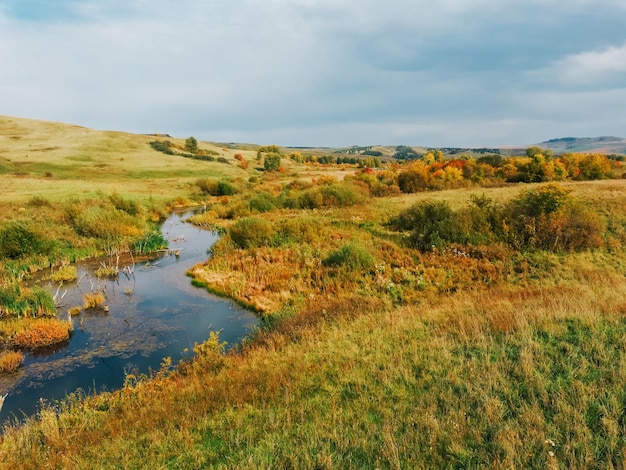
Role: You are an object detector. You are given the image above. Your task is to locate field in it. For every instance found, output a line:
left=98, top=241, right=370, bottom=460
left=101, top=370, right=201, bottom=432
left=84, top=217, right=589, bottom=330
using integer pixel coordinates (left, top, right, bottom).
left=0, top=116, right=626, bottom=468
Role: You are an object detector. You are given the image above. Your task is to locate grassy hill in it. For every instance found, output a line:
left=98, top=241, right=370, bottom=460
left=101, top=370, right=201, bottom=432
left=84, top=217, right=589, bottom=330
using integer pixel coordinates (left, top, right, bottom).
left=535, top=136, right=626, bottom=155
left=0, top=115, right=250, bottom=204
left=0, top=117, right=626, bottom=468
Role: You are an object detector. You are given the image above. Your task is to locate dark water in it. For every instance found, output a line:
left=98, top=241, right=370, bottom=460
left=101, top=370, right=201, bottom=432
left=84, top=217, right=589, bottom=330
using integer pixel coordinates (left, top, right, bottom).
left=0, top=210, right=258, bottom=426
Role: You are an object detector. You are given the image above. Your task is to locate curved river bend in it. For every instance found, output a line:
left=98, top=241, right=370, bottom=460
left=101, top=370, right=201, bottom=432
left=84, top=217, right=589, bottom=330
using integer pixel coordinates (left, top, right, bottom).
left=0, top=210, right=258, bottom=426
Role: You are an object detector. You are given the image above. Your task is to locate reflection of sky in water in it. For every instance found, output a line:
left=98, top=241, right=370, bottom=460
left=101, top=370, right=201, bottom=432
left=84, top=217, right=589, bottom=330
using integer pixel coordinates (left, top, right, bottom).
left=0, top=211, right=258, bottom=426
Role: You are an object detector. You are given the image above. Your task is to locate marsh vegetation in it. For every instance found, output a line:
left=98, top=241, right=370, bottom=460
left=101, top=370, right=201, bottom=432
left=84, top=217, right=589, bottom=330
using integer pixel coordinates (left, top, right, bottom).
left=0, top=116, right=625, bottom=468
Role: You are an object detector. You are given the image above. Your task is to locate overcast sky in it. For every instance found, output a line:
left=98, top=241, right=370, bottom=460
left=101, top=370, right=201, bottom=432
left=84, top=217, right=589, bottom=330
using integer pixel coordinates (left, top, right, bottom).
left=1, top=1, right=625, bottom=147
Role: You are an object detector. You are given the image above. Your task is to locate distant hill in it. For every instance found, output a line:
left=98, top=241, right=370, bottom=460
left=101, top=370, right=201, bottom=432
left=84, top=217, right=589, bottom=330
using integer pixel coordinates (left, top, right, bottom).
left=534, top=136, right=626, bottom=155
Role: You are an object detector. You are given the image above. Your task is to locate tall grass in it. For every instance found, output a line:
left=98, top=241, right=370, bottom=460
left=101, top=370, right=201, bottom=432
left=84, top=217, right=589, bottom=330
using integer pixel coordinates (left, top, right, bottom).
left=2, top=264, right=626, bottom=468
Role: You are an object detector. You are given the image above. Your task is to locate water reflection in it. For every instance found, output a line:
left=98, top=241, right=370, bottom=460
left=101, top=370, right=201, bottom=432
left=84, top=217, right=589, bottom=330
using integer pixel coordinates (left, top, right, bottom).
left=0, top=210, right=258, bottom=425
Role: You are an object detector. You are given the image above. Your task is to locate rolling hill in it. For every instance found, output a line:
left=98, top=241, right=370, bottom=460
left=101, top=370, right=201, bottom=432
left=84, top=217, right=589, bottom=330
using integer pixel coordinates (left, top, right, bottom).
left=534, top=136, right=626, bottom=155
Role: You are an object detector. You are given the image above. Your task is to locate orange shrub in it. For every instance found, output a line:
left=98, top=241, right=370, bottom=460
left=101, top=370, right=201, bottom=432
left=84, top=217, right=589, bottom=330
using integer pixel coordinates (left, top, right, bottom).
left=11, top=319, right=72, bottom=349
left=0, top=350, right=25, bottom=372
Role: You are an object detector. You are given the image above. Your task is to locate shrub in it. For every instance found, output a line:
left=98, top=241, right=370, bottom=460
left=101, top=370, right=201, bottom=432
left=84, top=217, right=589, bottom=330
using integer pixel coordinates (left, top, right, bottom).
left=511, top=184, right=571, bottom=217
left=149, top=140, right=175, bottom=155
left=398, top=167, right=432, bottom=193
left=196, top=179, right=235, bottom=196
left=51, top=265, right=78, bottom=283
left=295, top=182, right=368, bottom=209
left=394, top=201, right=462, bottom=251
left=228, top=217, right=275, bottom=249
left=109, top=193, right=140, bottom=216
left=69, top=205, right=144, bottom=240
left=185, top=136, right=198, bottom=154
left=249, top=192, right=277, bottom=213
left=217, top=180, right=235, bottom=195
left=275, top=216, right=323, bottom=245
left=83, top=291, right=106, bottom=310
left=0, top=222, right=47, bottom=259
left=324, top=242, right=375, bottom=272
left=134, top=227, right=166, bottom=253
left=264, top=153, right=281, bottom=171
left=23, top=287, right=56, bottom=317
left=503, top=185, right=605, bottom=251
left=0, top=350, right=24, bottom=372
left=0, top=285, right=26, bottom=317
left=27, top=195, right=51, bottom=207
left=10, top=319, right=72, bottom=349
left=95, top=264, right=118, bottom=279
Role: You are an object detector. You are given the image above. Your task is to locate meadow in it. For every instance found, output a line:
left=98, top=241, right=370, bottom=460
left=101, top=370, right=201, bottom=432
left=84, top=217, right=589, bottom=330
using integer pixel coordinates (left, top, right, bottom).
left=0, top=115, right=625, bottom=468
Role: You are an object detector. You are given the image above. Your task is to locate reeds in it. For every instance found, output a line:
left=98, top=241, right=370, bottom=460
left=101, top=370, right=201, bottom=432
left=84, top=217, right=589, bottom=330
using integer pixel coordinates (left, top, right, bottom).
left=82, top=291, right=106, bottom=310
left=0, top=350, right=24, bottom=373
left=6, top=318, right=72, bottom=349
left=50, top=265, right=77, bottom=283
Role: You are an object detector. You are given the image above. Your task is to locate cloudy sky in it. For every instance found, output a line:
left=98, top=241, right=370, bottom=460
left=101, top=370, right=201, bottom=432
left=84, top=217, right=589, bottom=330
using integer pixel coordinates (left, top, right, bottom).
left=1, top=1, right=625, bottom=147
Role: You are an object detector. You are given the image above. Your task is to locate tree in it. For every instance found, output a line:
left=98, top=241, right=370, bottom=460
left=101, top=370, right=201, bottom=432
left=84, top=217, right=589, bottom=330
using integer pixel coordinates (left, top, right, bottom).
left=264, top=153, right=281, bottom=171
left=185, top=136, right=198, bottom=154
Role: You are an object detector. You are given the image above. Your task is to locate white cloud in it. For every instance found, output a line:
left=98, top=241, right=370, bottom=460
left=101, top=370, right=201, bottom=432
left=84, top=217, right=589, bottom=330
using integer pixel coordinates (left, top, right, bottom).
left=531, top=43, right=626, bottom=88
left=1, top=1, right=625, bottom=145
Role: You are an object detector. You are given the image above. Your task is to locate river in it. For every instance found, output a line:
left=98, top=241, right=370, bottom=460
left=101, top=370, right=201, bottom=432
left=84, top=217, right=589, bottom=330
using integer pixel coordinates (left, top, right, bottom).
left=0, top=210, right=258, bottom=426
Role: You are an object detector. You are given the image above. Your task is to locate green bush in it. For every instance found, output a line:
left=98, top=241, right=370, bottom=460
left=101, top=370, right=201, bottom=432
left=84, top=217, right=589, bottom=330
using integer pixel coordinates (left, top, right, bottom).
left=70, top=206, right=144, bottom=240
left=0, top=285, right=55, bottom=317
left=293, top=182, right=369, bottom=209
left=0, top=284, right=26, bottom=317
left=264, top=153, right=281, bottom=171
left=249, top=192, right=277, bottom=213
left=511, top=184, right=571, bottom=217
left=196, top=179, right=235, bottom=196
left=217, top=180, right=235, bottom=195
left=134, top=226, right=167, bottom=253
left=149, top=141, right=175, bottom=155
left=394, top=196, right=500, bottom=251
left=185, top=136, right=198, bottom=154
left=502, top=186, right=605, bottom=251
left=273, top=216, right=323, bottom=246
left=0, top=222, right=47, bottom=259
left=228, top=217, right=275, bottom=249
left=109, top=192, right=139, bottom=216
left=393, top=201, right=461, bottom=251
left=324, top=242, right=375, bottom=272
left=393, top=185, right=605, bottom=253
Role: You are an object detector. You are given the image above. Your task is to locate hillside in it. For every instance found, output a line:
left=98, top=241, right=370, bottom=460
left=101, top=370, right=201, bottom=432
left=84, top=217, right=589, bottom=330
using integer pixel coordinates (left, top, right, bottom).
left=534, top=136, right=626, bottom=155
left=0, top=115, right=249, bottom=204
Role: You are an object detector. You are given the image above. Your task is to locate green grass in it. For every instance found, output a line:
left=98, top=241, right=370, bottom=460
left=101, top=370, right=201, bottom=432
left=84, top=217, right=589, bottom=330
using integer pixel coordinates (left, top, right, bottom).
left=0, top=115, right=251, bottom=204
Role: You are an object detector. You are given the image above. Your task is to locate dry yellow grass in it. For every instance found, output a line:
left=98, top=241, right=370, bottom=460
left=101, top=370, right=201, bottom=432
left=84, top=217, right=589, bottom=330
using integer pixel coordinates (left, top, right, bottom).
left=0, top=350, right=24, bottom=373
left=1, top=318, right=72, bottom=350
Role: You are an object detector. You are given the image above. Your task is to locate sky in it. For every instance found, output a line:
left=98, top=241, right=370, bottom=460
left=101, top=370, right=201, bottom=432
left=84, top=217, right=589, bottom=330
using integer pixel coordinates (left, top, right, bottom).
left=1, top=0, right=625, bottom=147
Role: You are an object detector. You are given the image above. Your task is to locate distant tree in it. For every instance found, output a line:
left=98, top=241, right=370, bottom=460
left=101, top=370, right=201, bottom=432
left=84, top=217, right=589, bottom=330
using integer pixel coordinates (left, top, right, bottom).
left=185, top=136, right=198, bottom=154
left=477, top=154, right=504, bottom=167
left=526, top=146, right=554, bottom=160
left=258, top=145, right=281, bottom=154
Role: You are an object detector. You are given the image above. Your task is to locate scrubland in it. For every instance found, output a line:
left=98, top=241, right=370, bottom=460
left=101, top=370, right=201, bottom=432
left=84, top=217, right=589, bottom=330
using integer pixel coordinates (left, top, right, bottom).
left=0, top=116, right=626, bottom=468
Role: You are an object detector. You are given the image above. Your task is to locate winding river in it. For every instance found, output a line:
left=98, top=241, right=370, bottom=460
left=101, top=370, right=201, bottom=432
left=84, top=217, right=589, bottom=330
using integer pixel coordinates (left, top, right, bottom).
left=0, top=210, right=258, bottom=426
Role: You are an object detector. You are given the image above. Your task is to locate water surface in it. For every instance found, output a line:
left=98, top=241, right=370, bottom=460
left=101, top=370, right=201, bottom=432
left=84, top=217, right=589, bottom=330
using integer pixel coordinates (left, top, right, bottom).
left=0, top=210, right=258, bottom=425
